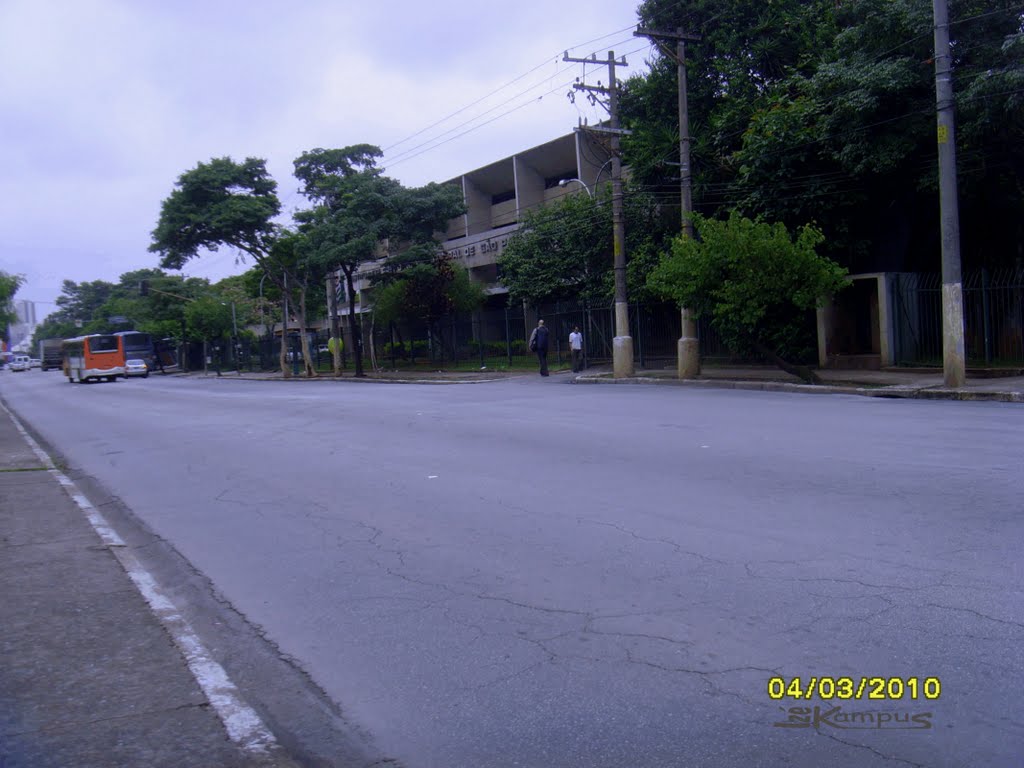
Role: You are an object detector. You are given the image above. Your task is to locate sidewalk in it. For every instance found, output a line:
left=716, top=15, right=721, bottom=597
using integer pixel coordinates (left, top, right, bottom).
left=177, top=367, right=527, bottom=384
left=573, top=364, right=1024, bottom=402
left=0, top=404, right=297, bottom=768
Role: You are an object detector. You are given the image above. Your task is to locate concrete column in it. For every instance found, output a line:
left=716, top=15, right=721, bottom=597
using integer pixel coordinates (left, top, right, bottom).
left=513, top=157, right=544, bottom=220
left=464, top=178, right=490, bottom=236
left=613, top=302, right=634, bottom=378
left=678, top=307, right=700, bottom=378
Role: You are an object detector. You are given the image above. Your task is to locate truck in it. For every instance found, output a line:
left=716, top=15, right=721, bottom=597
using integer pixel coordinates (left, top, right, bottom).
left=38, top=338, right=64, bottom=372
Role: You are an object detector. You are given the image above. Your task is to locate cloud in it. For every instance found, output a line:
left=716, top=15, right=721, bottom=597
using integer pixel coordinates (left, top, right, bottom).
left=0, top=0, right=646, bottom=313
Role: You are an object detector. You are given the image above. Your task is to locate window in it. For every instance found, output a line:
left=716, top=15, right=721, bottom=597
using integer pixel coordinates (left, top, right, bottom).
left=88, top=336, right=118, bottom=353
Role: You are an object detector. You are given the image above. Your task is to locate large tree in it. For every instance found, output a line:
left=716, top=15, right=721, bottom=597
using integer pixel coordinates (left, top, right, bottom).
left=622, top=0, right=839, bottom=219
left=149, top=157, right=297, bottom=375
left=624, top=0, right=1024, bottom=273
left=293, top=145, right=465, bottom=377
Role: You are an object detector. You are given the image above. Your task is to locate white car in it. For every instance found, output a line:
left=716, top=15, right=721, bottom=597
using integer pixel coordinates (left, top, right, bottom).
left=124, top=359, right=149, bottom=378
left=9, top=355, right=31, bottom=372
left=29, top=358, right=41, bottom=368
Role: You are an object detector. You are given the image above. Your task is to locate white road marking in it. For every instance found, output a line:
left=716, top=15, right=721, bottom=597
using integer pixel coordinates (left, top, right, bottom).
left=0, top=401, right=279, bottom=755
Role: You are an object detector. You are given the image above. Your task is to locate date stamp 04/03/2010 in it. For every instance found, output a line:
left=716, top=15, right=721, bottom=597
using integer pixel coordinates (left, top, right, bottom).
left=767, top=676, right=941, bottom=731
left=767, top=676, right=941, bottom=702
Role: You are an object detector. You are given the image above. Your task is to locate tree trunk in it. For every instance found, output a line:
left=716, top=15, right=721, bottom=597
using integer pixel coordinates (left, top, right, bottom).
left=298, top=284, right=317, bottom=377
left=329, top=272, right=342, bottom=376
left=369, top=312, right=378, bottom=372
left=279, top=285, right=290, bottom=378
left=754, top=342, right=822, bottom=385
left=344, top=266, right=364, bottom=377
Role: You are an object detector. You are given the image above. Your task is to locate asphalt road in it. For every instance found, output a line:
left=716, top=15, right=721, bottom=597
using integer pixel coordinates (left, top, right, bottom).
left=2, top=370, right=1022, bottom=768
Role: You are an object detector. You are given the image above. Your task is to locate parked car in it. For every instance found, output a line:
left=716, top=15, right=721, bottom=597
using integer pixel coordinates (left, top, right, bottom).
left=9, top=355, right=31, bottom=372
left=124, top=359, right=149, bottom=378
left=29, top=358, right=41, bottom=368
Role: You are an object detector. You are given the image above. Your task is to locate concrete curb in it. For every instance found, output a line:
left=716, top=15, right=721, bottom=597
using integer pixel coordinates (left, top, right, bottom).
left=188, top=372, right=522, bottom=385
left=571, top=375, right=1024, bottom=403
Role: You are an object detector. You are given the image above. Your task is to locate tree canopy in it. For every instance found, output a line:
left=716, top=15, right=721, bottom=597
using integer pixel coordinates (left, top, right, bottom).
left=149, top=157, right=282, bottom=270
left=293, top=144, right=466, bottom=375
left=1, top=270, right=24, bottom=343
left=498, top=184, right=666, bottom=307
left=372, top=254, right=485, bottom=328
left=623, top=0, right=1024, bottom=272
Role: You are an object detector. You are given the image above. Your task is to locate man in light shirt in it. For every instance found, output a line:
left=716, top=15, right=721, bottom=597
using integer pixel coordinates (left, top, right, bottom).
left=569, top=325, right=584, bottom=373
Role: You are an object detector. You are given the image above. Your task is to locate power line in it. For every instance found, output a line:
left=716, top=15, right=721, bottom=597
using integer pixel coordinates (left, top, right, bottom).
left=383, top=42, right=653, bottom=172
left=381, top=25, right=644, bottom=158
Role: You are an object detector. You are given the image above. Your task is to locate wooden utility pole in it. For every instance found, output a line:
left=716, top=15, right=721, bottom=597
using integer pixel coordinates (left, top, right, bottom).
left=635, top=26, right=702, bottom=379
left=932, top=0, right=966, bottom=387
left=564, top=50, right=634, bottom=377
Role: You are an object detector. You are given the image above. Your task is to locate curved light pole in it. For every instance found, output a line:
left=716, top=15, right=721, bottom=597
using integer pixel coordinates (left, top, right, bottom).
left=558, top=178, right=594, bottom=198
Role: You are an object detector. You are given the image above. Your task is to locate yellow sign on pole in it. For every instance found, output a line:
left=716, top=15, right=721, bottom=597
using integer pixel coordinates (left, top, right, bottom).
left=937, top=125, right=949, bottom=144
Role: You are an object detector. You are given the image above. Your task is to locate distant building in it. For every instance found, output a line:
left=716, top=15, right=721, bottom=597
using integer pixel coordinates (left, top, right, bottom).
left=8, top=299, right=38, bottom=351
left=14, top=300, right=37, bottom=326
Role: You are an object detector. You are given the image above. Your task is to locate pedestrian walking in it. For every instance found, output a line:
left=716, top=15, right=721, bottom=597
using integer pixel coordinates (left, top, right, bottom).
left=529, top=319, right=550, bottom=376
left=569, top=325, right=584, bottom=373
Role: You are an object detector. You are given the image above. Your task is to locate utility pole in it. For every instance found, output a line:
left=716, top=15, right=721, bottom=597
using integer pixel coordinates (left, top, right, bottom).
left=635, top=26, right=702, bottom=379
left=932, top=0, right=966, bottom=387
left=564, top=50, right=634, bottom=377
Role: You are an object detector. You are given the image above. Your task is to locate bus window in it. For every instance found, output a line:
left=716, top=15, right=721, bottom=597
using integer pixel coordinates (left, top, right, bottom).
left=88, top=336, right=120, bottom=354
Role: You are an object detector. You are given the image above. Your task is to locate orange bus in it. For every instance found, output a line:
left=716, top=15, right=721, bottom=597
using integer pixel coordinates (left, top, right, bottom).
left=62, top=334, right=126, bottom=383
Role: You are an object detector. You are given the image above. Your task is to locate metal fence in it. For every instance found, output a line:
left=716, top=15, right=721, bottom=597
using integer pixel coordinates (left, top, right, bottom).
left=182, top=298, right=759, bottom=373
left=892, top=269, right=1024, bottom=366
left=357, top=299, right=744, bottom=371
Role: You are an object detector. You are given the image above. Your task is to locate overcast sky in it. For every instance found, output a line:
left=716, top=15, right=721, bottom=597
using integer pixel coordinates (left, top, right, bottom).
left=1, top=0, right=652, bottom=319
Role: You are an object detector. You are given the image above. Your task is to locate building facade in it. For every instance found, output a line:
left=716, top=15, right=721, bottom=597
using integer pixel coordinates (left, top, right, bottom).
left=336, top=130, right=613, bottom=316
left=8, top=299, right=38, bottom=352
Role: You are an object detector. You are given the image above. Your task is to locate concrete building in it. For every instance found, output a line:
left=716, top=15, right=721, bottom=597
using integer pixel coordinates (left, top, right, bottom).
left=8, top=300, right=38, bottom=352
left=335, top=130, right=614, bottom=317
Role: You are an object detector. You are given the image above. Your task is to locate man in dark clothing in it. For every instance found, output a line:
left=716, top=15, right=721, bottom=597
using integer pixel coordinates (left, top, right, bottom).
left=529, top=319, right=550, bottom=376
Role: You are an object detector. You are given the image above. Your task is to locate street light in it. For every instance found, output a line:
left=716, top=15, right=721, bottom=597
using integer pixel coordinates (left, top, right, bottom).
left=558, top=178, right=594, bottom=198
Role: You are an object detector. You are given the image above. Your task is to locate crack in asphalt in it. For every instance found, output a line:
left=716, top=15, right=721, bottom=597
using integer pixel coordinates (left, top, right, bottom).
left=923, top=602, right=1024, bottom=630
left=576, top=516, right=729, bottom=566
left=744, top=562, right=947, bottom=593
left=815, top=730, right=928, bottom=768
left=474, top=593, right=591, bottom=617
